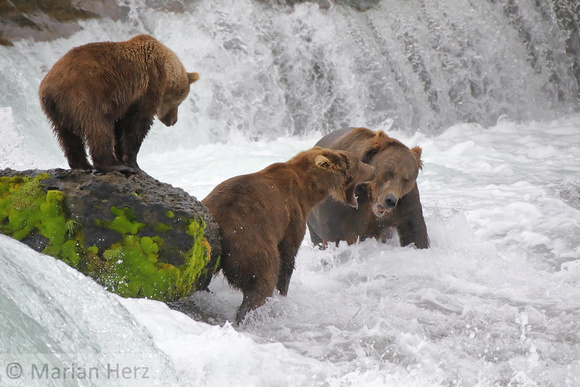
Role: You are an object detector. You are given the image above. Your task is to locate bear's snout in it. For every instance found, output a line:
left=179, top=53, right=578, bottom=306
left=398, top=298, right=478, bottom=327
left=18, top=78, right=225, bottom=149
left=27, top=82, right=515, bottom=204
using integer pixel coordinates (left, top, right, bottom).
left=166, top=116, right=178, bottom=126
left=372, top=194, right=398, bottom=217
left=384, top=194, right=398, bottom=209
left=160, top=112, right=178, bottom=126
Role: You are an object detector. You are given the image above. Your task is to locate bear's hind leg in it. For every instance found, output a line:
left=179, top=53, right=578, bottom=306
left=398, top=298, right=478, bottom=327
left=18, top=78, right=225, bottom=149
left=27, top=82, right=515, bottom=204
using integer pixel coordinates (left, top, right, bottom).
left=228, top=248, right=280, bottom=325
left=236, top=289, right=270, bottom=325
left=41, top=93, right=91, bottom=169
left=57, top=129, right=93, bottom=170
left=86, top=121, right=135, bottom=173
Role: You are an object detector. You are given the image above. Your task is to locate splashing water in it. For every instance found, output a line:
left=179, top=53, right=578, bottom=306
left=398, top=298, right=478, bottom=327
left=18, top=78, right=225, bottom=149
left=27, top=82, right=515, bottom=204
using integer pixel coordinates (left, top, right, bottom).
left=1, top=0, right=578, bottom=149
left=0, top=1, right=579, bottom=386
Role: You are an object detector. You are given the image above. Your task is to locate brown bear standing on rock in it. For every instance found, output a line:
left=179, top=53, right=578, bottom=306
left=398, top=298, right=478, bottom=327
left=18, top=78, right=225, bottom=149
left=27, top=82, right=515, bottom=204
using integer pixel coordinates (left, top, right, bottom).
left=39, top=34, right=199, bottom=174
left=202, top=146, right=376, bottom=324
left=307, top=127, right=429, bottom=249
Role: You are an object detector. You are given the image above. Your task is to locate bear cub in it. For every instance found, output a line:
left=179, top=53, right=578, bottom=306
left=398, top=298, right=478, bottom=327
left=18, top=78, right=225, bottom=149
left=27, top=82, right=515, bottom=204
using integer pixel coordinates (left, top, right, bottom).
left=202, top=146, right=376, bottom=324
left=307, top=127, right=429, bottom=249
left=39, top=34, right=199, bottom=174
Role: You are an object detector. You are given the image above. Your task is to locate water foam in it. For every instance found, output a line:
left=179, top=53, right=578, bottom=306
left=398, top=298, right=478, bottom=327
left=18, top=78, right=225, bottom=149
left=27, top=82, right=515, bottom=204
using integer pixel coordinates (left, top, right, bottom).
left=0, top=1, right=579, bottom=385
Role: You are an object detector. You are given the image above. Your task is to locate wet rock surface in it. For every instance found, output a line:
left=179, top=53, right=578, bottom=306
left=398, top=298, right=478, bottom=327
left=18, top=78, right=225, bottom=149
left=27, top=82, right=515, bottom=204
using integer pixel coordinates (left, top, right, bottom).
left=0, top=168, right=221, bottom=298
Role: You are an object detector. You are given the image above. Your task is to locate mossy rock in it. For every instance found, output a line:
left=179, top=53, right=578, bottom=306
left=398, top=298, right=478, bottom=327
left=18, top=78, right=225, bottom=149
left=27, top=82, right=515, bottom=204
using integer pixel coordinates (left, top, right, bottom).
left=0, top=168, right=221, bottom=302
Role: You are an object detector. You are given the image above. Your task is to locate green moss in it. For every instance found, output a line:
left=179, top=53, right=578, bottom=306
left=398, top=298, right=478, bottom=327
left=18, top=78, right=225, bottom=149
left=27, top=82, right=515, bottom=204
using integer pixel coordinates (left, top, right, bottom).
left=154, top=222, right=172, bottom=233
left=65, top=219, right=82, bottom=238
left=60, top=240, right=80, bottom=267
left=97, top=234, right=177, bottom=299
left=0, top=174, right=215, bottom=302
left=97, top=218, right=212, bottom=299
left=182, top=219, right=214, bottom=292
left=140, top=236, right=157, bottom=255
left=165, top=210, right=174, bottom=219
left=0, top=175, right=80, bottom=266
left=97, top=206, right=145, bottom=235
left=46, top=189, right=64, bottom=203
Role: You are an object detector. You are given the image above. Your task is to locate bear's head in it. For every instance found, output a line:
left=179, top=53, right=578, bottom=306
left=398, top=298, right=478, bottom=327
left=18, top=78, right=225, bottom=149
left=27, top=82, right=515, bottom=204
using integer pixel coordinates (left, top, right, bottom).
left=311, top=147, right=376, bottom=209
left=361, top=131, right=423, bottom=217
left=157, top=71, right=199, bottom=126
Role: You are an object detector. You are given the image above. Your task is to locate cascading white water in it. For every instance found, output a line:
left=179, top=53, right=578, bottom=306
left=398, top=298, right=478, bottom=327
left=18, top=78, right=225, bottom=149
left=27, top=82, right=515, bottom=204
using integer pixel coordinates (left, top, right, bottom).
left=0, top=235, right=181, bottom=386
left=0, top=0, right=578, bottom=158
left=1, top=1, right=579, bottom=386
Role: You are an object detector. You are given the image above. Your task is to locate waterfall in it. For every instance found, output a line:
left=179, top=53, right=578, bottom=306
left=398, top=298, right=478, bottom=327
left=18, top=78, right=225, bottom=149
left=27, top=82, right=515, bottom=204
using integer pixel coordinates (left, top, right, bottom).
left=0, top=0, right=578, bottom=154
left=1, top=3, right=580, bottom=385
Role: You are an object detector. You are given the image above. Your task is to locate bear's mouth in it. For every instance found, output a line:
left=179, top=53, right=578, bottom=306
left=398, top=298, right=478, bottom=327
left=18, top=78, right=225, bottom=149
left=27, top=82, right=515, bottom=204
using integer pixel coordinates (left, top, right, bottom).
left=345, top=188, right=359, bottom=209
left=372, top=203, right=388, bottom=217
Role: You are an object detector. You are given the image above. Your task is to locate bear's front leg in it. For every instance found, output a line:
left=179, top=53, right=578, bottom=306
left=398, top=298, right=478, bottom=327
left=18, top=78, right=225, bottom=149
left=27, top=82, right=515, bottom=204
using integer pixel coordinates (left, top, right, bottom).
left=395, top=185, right=429, bottom=249
left=306, top=221, right=325, bottom=248
left=276, top=224, right=305, bottom=295
left=115, top=102, right=155, bottom=174
left=276, top=245, right=297, bottom=296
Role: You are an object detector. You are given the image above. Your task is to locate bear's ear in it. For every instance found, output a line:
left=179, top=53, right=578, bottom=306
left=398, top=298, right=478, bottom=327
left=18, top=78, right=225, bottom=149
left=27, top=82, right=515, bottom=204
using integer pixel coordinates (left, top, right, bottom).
left=411, top=146, right=424, bottom=170
left=314, top=155, right=332, bottom=170
left=373, top=131, right=390, bottom=148
left=362, top=131, right=389, bottom=164
left=188, top=72, right=200, bottom=84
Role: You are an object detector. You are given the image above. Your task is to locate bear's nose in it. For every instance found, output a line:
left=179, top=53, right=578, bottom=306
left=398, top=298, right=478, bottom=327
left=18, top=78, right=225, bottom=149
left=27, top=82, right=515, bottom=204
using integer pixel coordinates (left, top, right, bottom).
left=384, top=194, right=398, bottom=209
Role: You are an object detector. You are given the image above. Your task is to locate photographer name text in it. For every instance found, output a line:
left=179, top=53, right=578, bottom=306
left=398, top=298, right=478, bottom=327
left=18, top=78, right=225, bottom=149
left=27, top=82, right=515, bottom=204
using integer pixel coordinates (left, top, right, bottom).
left=5, top=362, right=150, bottom=381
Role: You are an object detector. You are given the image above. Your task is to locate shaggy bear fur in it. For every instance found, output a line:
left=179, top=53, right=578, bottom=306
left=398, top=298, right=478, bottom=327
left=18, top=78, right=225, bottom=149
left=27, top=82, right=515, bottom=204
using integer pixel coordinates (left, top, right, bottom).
left=307, top=127, right=429, bottom=248
left=39, top=34, right=199, bottom=174
left=202, top=146, right=376, bottom=324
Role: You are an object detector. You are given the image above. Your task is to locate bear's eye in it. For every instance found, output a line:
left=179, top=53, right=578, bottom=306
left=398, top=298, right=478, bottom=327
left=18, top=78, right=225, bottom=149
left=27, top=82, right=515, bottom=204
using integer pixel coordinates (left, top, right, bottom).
left=402, top=178, right=410, bottom=185
left=383, top=171, right=394, bottom=180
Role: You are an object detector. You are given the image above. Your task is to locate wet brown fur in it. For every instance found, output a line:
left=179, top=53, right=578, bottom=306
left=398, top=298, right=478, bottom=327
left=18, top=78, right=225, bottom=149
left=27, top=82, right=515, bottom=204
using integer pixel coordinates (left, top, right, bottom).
left=202, top=146, right=375, bottom=324
left=307, top=127, right=429, bottom=249
left=39, top=34, right=199, bottom=174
